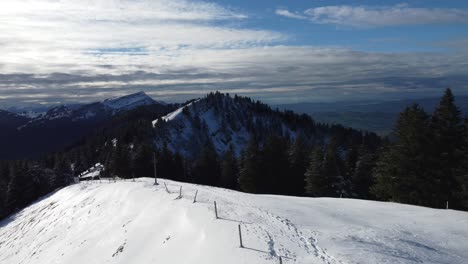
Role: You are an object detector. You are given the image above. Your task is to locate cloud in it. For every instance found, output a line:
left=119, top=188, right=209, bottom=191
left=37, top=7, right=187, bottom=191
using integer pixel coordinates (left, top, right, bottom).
left=0, top=1, right=468, bottom=106
left=277, top=4, right=468, bottom=27
left=0, top=0, right=283, bottom=75
left=275, top=9, right=307, bottom=20
left=1, top=46, right=467, bottom=105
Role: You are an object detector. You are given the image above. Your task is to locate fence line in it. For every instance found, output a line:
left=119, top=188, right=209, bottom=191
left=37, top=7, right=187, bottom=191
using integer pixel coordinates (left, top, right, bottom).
left=82, top=178, right=291, bottom=263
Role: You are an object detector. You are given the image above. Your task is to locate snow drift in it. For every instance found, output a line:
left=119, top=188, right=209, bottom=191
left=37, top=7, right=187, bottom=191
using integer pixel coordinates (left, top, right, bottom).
left=0, top=178, right=467, bottom=264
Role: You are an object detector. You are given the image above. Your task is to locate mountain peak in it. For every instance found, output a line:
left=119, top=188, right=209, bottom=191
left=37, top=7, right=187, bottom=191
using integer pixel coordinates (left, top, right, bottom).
left=152, top=92, right=305, bottom=158
left=102, top=91, right=163, bottom=111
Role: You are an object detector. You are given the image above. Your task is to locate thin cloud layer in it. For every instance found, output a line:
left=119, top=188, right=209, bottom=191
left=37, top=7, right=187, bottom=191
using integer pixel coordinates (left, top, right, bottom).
left=277, top=4, right=468, bottom=27
left=0, top=1, right=467, bottom=106
left=0, top=0, right=282, bottom=74
left=1, top=46, right=467, bottom=105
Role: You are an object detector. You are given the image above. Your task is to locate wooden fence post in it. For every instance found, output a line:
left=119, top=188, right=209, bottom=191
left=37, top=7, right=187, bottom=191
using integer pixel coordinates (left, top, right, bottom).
left=178, top=186, right=182, bottom=198
left=164, top=182, right=169, bottom=193
left=153, top=152, right=158, bottom=185
left=238, top=224, right=243, bottom=248
left=193, top=190, right=198, bottom=203
left=214, top=201, right=218, bottom=219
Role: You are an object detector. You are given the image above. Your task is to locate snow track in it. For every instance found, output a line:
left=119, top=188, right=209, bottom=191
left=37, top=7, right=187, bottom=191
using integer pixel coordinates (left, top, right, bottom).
left=1, top=178, right=467, bottom=264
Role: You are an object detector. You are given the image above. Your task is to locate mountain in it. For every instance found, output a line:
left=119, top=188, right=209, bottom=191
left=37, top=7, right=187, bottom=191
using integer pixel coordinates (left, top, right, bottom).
left=0, top=92, right=170, bottom=160
left=0, top=109, right=30, bottom=128
left=1, top=178, right=467, bottom=264
left=152, top=92, right=372, bottom=159
left=277, top=96, right=468, bottom=135
left=103, top=91, right=165, bottom=111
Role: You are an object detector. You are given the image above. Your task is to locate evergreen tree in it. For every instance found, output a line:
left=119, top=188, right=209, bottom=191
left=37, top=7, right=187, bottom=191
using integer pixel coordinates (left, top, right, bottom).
left=220, top=145, right=238, bottom=189
left=54, top=156, right=72, bottom=188
left=321, top=138, right=345, bottom=197
left=111, top=143, right=132, bottom=179
left=351, top=146, right=377, bottom=199
left=157, top=142, right=175, bottom=180
left=238, top=136, right=261, bottom=193
left=6, top=163, right=34, bottom=212
left=172, top=152, right=186, bottom=182
left=288, top=135, right=309, bottom=195
left=261, top=134, right=290, bottom=194
left=0, top=162, right=9, bottom=218
left=430, top=88, right=467, bottom=208
left=304, top=146, right=324, bottom=196
left=372, top=104, right=434, bottom=205
left=191, top=141, right=220, bottom=186
left=132, top=143, right=153, bottom=178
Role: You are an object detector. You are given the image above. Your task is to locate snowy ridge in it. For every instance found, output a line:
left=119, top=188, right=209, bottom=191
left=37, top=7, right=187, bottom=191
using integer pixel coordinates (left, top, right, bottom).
left=0, top=178, right=467, bottom=264
left=152, top=94, right=299, bottom=157
left=20, top=92, right=164, bottom=128
left=152, top=99, right=199, bottom=126
left=103, top=91, right=161, bottom=112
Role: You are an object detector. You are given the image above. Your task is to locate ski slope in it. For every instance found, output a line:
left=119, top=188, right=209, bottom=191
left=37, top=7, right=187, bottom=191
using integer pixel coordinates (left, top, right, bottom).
left=0, top=178, right=467, bottom=264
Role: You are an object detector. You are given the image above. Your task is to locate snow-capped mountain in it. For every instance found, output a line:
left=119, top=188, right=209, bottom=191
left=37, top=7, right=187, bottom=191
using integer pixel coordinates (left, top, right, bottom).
left=152, top=92, right=322, bottom=158
left=1, top=178, right=467, bottom=264
left=0, top=92, right=169, bottom=159
left=23, top=92, right=160, bottom=126
left=103, top=91, right=164, bottom=111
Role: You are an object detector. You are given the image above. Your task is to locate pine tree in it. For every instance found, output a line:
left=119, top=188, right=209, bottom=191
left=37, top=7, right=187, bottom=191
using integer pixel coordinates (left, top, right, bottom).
left=304, top=146, right=324, bottom=196
left=460, top=118, right=468, bottom=209
left=321, top=138, right=345, bottom=197
left=261, top=134, right=290, bottom=194
left=191, top=141, right=220, bottom=186
left=54, top=156, right=72, bottom=188
left=0, top=162, right=9, bottom=218
left=6, top=163, right=34, bottom=212
left=372, top=104, right=434, bottom=205
left=157, top=142, right=175, bottom=180
left=351, top=146, right=377, bottom=199
left=172, top=152, right=186, bottom=182
left=288, top=135, right=309, bottom=195
left=111, top=143, right=132, bottom=179
left=220, top=145, right=238, bottom=189
left=238, top=136, right=261, bottom=193
left=430, top=88, right=467, bottom=208
left=132, top=143, right=153, bottom=178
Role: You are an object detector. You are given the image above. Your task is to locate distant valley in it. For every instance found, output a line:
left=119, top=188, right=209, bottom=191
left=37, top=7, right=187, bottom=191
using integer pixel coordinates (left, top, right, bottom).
left=277, top=96, right=468, bottom=135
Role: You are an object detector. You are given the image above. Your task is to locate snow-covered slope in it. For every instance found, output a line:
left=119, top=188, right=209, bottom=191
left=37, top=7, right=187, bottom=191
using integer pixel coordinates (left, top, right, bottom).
left=152, top=93, right=318, bottom=157
left=21, top=92, right=161, bottom=127
left=103, top=91, right=161, bottom=112
left=1, top=178, right=467, bottom=264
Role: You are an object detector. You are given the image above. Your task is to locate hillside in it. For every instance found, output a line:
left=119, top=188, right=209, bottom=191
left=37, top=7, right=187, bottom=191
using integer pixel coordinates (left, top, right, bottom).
left=1, top=178, right=467, bottom=264
left=0, top=92, right=170, bottom=159
left=152, top=92, right=377, bottom=159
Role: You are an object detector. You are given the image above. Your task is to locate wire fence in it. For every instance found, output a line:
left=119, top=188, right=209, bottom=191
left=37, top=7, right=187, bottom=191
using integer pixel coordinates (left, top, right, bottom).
left=78, top=177, right=292, bottom=263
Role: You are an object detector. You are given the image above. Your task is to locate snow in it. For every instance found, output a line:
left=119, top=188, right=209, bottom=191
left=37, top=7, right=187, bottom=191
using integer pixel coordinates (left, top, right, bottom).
left=79, top=163, right=104, bottom=179
left=152, top=100, right=199, bottom=127
left=103, top=92, right=159, bottom=112
left=1, top=178, right=467, bottom=264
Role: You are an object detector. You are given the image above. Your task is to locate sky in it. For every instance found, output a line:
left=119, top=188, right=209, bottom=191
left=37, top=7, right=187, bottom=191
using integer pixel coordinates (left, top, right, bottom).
left=0, top=0, right=468, bottom=106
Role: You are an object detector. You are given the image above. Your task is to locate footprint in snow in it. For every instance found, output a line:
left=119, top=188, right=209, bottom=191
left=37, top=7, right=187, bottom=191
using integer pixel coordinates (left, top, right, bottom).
left=112, top=241, right=127, bottom=257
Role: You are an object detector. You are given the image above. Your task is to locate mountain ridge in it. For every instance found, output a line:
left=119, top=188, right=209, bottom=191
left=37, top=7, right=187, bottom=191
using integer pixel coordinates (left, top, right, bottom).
left=0, top=92, right=170, bottom=159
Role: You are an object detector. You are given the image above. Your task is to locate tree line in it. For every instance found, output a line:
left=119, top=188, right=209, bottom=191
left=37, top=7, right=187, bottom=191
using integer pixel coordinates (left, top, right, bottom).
left=373, top=88, right=468, bottom=209
left=0, top=156, right=73, bottom=219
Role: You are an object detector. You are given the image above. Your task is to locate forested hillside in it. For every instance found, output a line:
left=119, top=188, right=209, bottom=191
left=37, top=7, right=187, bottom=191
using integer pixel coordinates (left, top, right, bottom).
left=1, top=89, right=467, bottom=221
